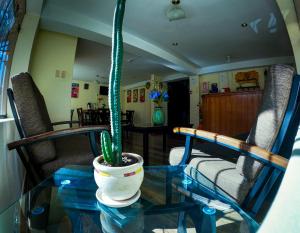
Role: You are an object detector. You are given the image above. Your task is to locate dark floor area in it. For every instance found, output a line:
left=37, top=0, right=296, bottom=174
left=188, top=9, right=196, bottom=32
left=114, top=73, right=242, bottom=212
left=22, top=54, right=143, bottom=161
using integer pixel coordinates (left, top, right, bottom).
left=123, top=131, right=185, bottom=165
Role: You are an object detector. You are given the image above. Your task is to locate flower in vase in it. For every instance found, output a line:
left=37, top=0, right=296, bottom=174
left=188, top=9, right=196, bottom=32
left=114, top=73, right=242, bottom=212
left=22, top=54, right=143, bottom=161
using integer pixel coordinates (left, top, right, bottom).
left=149, top=88, right=168, bottom=107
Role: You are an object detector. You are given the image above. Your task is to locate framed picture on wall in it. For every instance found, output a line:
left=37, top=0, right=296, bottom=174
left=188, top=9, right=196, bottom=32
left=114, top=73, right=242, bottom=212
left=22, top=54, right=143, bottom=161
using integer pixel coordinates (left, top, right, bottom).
left=202, top=81, right=209, bottom=94
left=133, top=89, right=138, bottom=102
left=71, top=83, right=79, bottom=98
left=127, top=90, right=132, bottom=103
left=139, top=88, right=145, bottom=102
left=84, top=83, right=89, bottom=90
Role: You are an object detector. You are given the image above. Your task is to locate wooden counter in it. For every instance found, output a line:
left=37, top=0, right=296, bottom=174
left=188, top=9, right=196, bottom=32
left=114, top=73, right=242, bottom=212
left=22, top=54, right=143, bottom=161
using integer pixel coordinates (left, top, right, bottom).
left=201, top=91, right=263, bottom=136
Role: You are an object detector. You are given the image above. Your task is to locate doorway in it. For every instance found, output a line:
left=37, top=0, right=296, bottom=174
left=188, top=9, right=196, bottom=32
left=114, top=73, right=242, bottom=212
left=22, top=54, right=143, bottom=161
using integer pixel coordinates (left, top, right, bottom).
left=168, top=79, right=190, bottom=129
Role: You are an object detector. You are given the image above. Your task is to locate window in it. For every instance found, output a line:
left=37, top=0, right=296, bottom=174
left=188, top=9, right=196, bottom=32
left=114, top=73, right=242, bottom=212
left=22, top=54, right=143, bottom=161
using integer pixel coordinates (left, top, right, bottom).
left=0, top=0, right=15, bottom=118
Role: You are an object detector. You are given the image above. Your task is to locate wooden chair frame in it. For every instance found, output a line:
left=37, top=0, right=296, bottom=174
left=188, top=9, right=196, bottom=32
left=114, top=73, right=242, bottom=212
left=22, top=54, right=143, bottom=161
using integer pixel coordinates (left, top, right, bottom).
left=7, top=88, right=108, bottom=185
left=173, top=74, right=300, bottom=216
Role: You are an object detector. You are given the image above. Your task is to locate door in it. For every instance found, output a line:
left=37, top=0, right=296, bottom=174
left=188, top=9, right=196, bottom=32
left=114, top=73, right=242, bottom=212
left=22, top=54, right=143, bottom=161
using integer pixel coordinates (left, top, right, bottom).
left=168, top=79, right=190, bottom=129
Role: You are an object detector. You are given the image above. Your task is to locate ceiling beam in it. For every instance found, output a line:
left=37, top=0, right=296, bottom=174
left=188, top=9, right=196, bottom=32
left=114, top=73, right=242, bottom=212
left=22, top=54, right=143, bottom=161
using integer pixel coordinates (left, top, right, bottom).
left=196, top=56, right=295, bottom=75
left=40, top=4, right=198, bottom=75
left=26, top=0, right=44, bottom=16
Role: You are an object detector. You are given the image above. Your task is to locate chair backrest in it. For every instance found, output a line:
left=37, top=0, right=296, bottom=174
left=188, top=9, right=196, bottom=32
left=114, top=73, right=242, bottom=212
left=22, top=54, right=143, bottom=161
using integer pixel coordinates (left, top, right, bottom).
left=9, top=72, right=57, bottom=165
left=77, top=108, right=84, bottom=126
left=126, top=110, right=135, bottom=125
left=236, top=64, right=296, bottom=181
left=70, top=109, right=74, bottom=127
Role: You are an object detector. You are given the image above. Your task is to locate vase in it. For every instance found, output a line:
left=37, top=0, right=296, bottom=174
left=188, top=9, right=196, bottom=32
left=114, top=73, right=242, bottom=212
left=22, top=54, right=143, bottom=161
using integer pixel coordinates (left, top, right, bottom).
left=152, top=107, right=165, bottom=125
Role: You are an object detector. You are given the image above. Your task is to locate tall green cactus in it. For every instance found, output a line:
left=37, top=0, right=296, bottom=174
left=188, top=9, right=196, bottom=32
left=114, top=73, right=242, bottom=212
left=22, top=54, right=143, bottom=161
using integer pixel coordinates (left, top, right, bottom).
left=101, top=0, right=126, bottom=166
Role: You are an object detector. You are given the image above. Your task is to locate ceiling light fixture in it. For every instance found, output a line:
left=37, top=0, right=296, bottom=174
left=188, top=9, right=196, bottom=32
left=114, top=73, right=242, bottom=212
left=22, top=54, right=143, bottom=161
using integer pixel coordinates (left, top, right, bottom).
left=172, top=42, right=178, bottom=46
left=166, top=0, right=186, bottom=22
left=241, top=23, right=248, bottom=27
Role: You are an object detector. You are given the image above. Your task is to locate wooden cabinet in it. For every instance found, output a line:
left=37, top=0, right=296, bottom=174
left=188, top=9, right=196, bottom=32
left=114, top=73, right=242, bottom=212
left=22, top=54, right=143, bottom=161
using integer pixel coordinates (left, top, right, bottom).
left=201, top=91, right=262, bottom=136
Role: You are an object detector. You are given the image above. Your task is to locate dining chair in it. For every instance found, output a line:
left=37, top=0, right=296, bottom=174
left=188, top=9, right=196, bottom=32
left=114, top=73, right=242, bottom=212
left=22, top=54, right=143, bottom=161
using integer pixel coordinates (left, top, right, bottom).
left=169, top=64, right=300, bottom=216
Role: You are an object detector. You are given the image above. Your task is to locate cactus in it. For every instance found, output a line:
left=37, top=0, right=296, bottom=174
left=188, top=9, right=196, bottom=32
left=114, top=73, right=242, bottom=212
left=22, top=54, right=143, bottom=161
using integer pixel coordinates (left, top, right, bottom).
left=100, top=0, right=126, bottom=166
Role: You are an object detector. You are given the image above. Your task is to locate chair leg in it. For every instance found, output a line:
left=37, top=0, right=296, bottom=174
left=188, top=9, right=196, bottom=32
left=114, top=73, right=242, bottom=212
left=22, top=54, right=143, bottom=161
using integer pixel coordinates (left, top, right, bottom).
left=88, top=132, right=100, bottom=157
left=179, top=136, right=193, bottom=165
left=250, top=169, right=282, bottom=216
left=177, top=210, right=187, bottom=233
left=199, top=206, right=216, bottom=233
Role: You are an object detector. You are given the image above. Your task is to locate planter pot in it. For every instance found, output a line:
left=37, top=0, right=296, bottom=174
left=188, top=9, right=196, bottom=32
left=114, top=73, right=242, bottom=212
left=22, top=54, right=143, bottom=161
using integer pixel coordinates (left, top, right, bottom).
left=152, top=107, right=165, bottom=125
left=93, top=153, right=144, bottom=201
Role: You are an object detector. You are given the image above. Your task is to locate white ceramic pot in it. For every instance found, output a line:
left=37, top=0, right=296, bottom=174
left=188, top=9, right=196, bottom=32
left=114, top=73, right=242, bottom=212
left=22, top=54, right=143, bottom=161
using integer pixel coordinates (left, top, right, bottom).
left=93, top=153, right=144, bottom=201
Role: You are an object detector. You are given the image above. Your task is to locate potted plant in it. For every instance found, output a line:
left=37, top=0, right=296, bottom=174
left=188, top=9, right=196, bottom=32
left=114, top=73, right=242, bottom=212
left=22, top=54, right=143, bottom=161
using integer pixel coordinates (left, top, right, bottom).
left=93, top=0, right=144, bottom=207
left=149, top=81, right=169, bottom=125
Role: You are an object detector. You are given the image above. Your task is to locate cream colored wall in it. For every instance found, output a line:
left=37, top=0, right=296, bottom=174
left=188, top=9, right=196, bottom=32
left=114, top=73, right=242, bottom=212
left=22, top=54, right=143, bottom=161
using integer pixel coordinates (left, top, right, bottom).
left=190, top=76, right=200, bottom=127
left=29, top=30, right=77, bottom=123
left=123, top=86, right=151, bottom=125
left=7, top=14, right=40, bottom=118
left=70, top=80, right=108, bottom=120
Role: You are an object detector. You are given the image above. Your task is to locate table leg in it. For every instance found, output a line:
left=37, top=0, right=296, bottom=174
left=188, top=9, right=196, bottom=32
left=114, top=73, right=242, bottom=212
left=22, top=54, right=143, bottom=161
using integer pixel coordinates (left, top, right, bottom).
left=143, top=133, right=149, bottom=165
left=163, top=131, right=166, bottom=152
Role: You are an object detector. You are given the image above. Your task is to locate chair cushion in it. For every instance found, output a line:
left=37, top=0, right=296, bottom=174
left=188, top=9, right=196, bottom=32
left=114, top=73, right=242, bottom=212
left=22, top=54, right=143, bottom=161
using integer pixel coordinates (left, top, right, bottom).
left=41, top=134, right=95, bottom=177
left=11, top=73, right=56, bottom=164
left=169, top=141, right=240, bottom=166
left=236, top=64, right=295, bottom=181
left=186, top=155, right=252, bottom=204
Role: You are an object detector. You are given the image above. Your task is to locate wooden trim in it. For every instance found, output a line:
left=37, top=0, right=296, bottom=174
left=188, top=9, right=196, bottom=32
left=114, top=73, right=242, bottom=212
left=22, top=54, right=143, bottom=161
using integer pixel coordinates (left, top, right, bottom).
left=201, top=90, right=262, bottom=98
left=7, top=125, right=109, bottom=150
left=51, top=121, right=72, bottom=126
left=173, top=127, right=288, bottom=169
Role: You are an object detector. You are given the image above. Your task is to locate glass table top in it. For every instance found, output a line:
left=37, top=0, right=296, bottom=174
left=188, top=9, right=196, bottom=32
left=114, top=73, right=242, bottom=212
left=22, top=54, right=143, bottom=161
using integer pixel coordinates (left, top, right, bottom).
left=0, top=165, right=259, bottom=233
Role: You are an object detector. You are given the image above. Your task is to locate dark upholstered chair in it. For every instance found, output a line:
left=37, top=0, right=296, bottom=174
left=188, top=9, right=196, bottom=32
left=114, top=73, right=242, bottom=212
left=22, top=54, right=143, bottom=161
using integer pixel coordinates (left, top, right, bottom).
left=169, top=64, right=300, bottom=215
left=7, top=73, right=107, bottom=184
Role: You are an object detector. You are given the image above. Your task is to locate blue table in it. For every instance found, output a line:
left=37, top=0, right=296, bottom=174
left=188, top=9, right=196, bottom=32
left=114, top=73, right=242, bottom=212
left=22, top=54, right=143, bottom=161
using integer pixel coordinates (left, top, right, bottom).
left=0, top=165, right=259, bottom=232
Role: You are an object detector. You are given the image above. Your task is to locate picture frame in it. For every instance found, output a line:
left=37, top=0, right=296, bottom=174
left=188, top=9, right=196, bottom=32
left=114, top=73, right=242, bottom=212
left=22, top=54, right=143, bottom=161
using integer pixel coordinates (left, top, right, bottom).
left=84, top=83, right=89, bottom=90
left=133, top=89, right=138, bottom=102
left=202, top=81, right=209, bottom=94
left=127, top=90, right=132, bottom=103
left=71, top=83, right=79, bottom=98
left=139, top=88, right=145, bottom=102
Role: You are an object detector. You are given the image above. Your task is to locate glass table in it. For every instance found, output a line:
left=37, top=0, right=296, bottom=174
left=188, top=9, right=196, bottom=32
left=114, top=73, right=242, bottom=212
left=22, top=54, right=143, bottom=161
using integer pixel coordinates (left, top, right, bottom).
left=0, top=165, right=259, bottom=233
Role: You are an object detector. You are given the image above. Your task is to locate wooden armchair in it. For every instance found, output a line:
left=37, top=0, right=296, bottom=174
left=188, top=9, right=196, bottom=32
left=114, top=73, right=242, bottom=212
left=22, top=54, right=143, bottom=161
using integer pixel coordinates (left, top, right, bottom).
left=169, top=64, right=300, bottom=216
left=7, top=73, right=107, bottom=185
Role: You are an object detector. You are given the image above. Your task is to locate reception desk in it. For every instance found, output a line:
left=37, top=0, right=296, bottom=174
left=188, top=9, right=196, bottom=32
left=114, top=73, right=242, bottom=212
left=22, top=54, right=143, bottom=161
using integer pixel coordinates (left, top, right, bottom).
left=201, top=91, right=263, bottom=136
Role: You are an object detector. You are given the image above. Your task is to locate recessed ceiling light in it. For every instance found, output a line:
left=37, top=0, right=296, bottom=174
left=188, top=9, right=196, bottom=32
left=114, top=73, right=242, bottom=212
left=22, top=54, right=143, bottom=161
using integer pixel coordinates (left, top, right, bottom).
left=172, top=42, right=178, bottom=46
left=241, top=23, right=248, bottom=27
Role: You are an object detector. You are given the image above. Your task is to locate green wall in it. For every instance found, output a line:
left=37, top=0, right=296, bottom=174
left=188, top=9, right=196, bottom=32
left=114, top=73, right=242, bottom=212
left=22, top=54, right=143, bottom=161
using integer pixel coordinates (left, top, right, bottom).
left=29, top=30, right=77, bottom=123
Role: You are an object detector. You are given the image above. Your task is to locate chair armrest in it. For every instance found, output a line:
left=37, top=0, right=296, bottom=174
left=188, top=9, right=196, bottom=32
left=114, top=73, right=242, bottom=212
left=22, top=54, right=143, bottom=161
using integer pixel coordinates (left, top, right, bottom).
left=7, top=125, right=109, bottom=150
left=173, top=127, right=288, bottom=170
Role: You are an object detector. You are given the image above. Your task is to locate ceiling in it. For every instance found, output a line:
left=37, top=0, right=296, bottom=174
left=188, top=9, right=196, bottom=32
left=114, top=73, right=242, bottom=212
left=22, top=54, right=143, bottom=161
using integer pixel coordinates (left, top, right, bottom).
left=35, top=0, right=294, bottom=85
left=73, top=39, right=175, bottom=84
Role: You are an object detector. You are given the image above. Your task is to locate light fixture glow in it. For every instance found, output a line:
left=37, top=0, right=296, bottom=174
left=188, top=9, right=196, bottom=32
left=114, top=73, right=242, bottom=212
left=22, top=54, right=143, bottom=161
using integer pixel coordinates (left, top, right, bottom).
left=166, top=0, right=186, bottom=21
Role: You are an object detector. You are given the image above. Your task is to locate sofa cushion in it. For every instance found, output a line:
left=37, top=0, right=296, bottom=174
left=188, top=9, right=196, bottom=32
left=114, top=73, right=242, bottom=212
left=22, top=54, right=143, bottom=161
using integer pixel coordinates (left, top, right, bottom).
left=41, top=134, right=94, bottom=177
left=11, top=72, right=56, bottom=164
left=236, top=64, right=295, bottom=181
left=186, top=155, right=252, bottom=204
